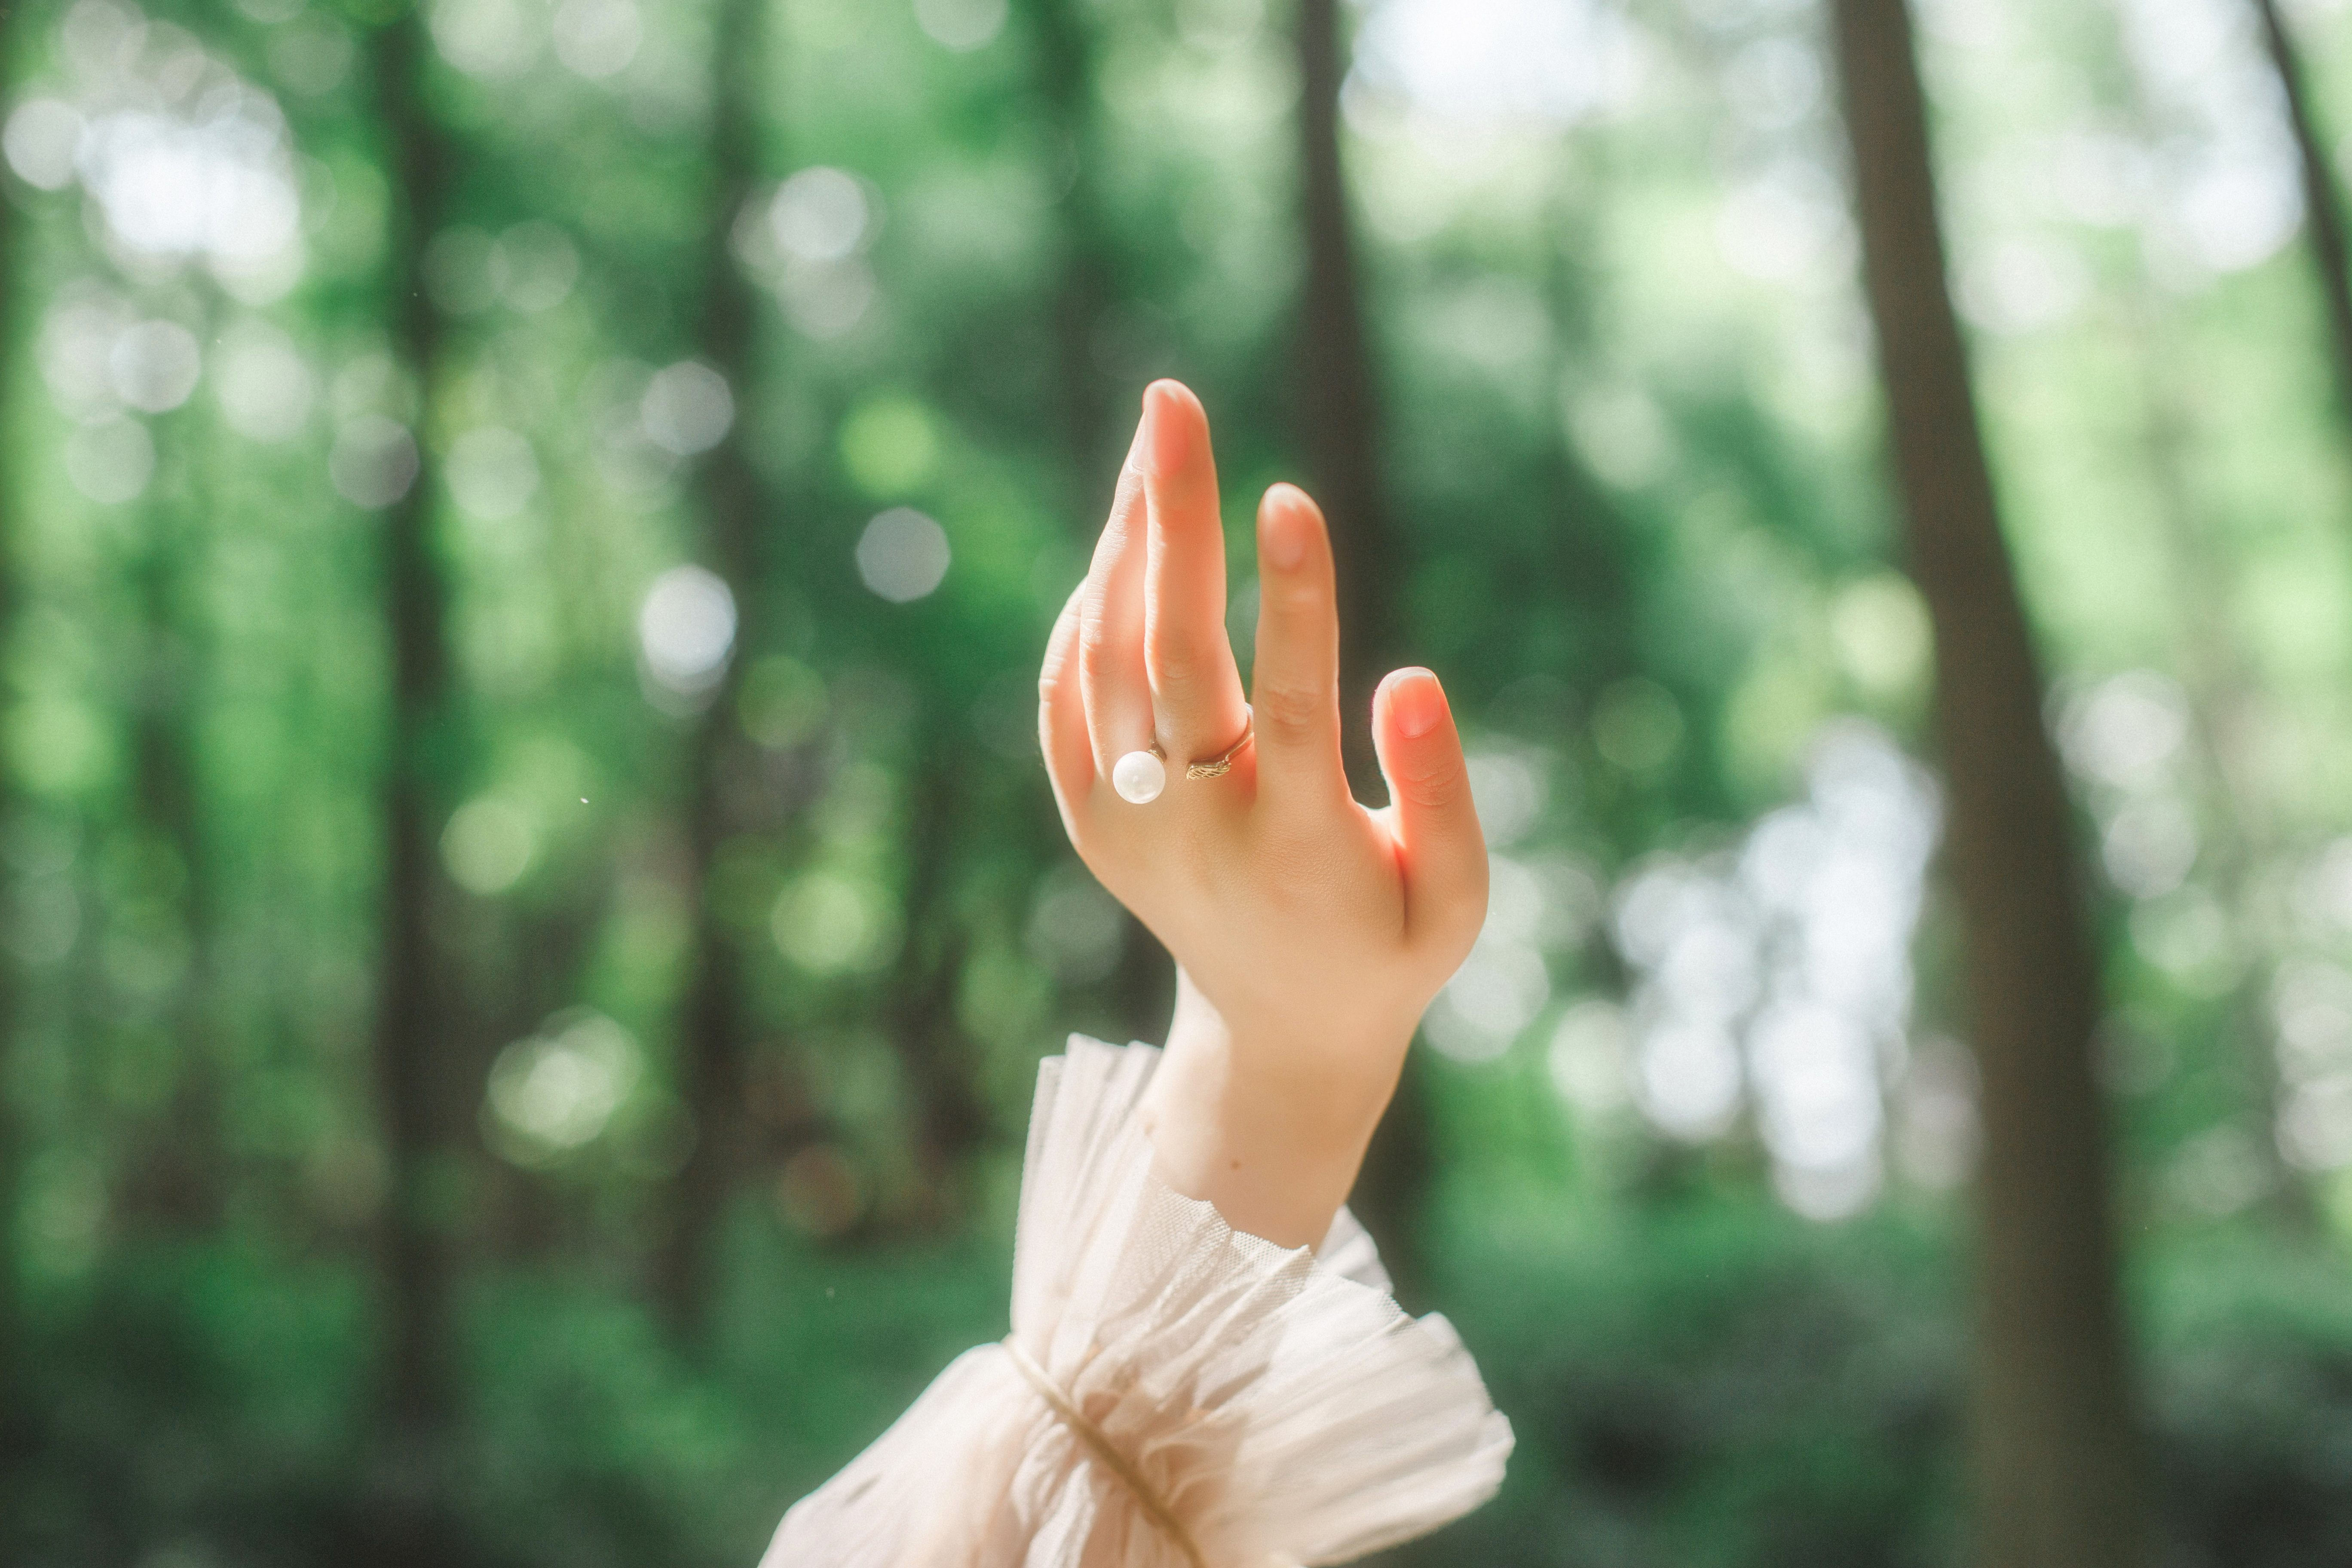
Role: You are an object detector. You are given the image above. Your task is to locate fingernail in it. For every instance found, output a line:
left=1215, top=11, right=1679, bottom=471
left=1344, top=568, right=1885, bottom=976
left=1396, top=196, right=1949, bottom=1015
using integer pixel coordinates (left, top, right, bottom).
left=1388, top=668, right=1444, bottom=739
left=1261, top=488, right=1306, bottom=570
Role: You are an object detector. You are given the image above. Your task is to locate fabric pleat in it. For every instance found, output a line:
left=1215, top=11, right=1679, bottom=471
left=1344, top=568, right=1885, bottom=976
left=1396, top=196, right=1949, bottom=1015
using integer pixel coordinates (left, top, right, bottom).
left=763, top=1036, right=1513, bottom=1568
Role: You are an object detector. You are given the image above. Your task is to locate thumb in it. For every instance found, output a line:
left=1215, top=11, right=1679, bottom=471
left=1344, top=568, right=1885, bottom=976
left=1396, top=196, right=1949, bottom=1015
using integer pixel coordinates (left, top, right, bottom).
left=1372, top=668, right=1488, bottom=949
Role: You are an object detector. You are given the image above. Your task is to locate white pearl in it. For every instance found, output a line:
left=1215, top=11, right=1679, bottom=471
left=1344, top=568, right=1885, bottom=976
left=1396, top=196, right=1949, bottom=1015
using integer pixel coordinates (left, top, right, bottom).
left=1112, top=749, right=1166, bottom=805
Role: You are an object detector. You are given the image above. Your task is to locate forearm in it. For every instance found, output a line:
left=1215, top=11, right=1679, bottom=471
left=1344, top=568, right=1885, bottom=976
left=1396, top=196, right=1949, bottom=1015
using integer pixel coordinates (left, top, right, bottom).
left=1137, top=970, right=1407, bottom=1248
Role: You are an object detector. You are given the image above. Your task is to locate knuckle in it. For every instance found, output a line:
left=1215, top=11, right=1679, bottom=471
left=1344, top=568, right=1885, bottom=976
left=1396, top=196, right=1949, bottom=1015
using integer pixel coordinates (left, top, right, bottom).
left=1253, top=678, right=1329, bottom=738
left=1404, top=758, right=1465, bottom=806
left=1076, top=615, right=1120, bottom=683
left=1262, top=575, right=1329, bottom=616
left=1148, top=618, right=1214, bottom=676
left=1108, top=467, right=1145, bottom=524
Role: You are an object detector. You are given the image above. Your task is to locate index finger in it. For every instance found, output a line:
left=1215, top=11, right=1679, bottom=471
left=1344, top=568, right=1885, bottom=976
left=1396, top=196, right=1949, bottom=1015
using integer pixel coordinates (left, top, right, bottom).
left=1038, top=578, right=1093, bottom=826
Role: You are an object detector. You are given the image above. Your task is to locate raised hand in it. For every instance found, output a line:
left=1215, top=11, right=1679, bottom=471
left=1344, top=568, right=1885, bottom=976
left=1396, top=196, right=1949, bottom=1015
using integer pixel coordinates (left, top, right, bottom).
left=1037, top=380, right=1488, bottom=1248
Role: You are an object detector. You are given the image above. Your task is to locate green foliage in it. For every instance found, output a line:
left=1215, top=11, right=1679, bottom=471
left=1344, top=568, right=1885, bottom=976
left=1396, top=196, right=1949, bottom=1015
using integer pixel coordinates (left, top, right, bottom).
left=5, top=0, right=2352, bottom=1559
left=10, top=1221, right=2352, bottom=1565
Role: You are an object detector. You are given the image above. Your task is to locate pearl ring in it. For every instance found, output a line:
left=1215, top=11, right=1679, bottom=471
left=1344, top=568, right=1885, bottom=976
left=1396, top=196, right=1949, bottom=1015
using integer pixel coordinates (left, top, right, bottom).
left=1112, top=707, right=1255, bottom=805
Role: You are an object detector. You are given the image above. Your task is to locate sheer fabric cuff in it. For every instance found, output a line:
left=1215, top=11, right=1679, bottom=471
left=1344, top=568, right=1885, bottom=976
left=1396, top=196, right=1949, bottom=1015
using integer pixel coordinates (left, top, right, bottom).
left=762, top=1035, right=1513, bottom=1567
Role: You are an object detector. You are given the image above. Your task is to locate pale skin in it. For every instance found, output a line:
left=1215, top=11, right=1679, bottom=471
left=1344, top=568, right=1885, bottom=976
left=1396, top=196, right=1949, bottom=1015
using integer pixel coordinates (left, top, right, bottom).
left=1037, top=379, right=1489, bottom=1250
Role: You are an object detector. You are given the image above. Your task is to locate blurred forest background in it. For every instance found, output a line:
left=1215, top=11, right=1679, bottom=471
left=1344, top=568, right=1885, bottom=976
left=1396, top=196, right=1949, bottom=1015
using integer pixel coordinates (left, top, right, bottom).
left=6, top=0, right=2352, bottom=1562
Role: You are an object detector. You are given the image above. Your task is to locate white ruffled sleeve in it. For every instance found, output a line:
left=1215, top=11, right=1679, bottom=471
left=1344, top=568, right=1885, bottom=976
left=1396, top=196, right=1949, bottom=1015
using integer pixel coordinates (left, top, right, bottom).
left=762, top=1035, right=1513, bottom=1568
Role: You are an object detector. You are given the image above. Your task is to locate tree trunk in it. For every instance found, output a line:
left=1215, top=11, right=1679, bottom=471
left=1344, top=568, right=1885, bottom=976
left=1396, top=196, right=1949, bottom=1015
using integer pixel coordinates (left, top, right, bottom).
left=887, top=734, right=988, bottom=1219
left=1828, top=4, right=2146, bottom=1565
left=0, top=10, right=24, bottom=1458
left=1295, top=0, right=1398, bottom=769
left=1021, top=0, right=1117, bottom=485
left=117, top=417, right=223, bottom=1234
left=2253, top=0, right=2352, bottom=452
left=658, top=0, right=772, bottom=1345
left=1294, top=0, right=1431, bottom=1307
left=1019, top=0, right=1179, bottom=1049
left=367, top=6, right=462, bottom=1453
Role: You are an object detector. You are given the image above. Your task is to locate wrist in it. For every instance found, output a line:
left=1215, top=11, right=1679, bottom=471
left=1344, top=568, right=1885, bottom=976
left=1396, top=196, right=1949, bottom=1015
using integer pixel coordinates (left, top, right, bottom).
left=1163, top=982, right=1406, bottom=1137
left=1139, top=971, right=1412, bottom=1249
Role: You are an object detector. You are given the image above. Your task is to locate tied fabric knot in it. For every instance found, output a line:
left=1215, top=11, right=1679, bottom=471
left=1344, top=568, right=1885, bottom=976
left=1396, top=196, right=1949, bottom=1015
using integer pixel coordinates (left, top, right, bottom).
left=762, top=1041, right=1510, bottom=1568
left=1001, top=1336, right=1208, bottom=1568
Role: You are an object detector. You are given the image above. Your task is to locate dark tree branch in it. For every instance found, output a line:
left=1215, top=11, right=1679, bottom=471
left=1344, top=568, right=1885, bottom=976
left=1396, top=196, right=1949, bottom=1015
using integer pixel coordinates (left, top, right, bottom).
left=367, top=5, right=461, bottom=1444
left=113, top=419, right=224, bottom=1235
left=1021, top=0, right=1117, bottom=490
left=659, top=0, right=772, bottom=1344
left=1828, top=3, right=2146, bottom=1564
left=2253, top=0, right=2352, bottom=458
left=1296, top=0, right=1397, bottom=772
left=1020, top=0, right=1177, bottom=1049
left=0, top=0, right=24, bottom=1471
left=1294, top=0, right=1431, bottom=1308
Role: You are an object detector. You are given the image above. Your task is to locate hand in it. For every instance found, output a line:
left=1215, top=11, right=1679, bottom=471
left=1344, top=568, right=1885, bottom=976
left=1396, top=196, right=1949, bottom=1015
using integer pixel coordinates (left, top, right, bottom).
left=1037, top=380, right=1488, bottom=1248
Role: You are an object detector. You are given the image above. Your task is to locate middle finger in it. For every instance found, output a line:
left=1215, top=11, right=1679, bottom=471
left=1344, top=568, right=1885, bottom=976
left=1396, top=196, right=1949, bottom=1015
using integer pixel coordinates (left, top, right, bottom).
left=1141, top=380, right=1250, bottom=768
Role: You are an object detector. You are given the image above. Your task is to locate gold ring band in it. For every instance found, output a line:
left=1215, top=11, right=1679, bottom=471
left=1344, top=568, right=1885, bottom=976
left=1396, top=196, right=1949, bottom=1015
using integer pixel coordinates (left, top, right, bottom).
left=1185, top=706, right=1254, bottom=780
